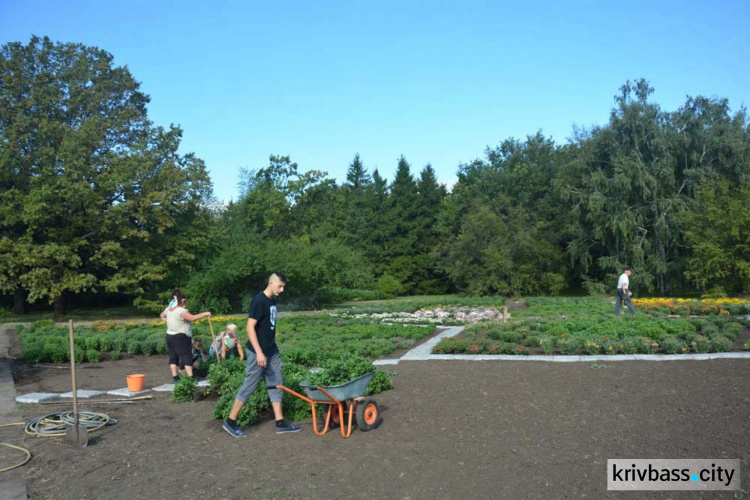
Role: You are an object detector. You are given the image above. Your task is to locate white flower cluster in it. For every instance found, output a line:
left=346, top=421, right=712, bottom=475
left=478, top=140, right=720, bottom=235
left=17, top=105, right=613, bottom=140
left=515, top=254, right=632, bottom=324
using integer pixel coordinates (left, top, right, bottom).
left=330, top=307, right=505, bottom=325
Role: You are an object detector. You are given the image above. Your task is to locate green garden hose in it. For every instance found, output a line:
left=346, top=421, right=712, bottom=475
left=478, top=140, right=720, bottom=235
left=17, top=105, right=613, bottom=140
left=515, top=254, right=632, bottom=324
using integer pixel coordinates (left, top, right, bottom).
left=0, top=422, right=31, bottom=473
left=24, top=411, right=116, bottom=437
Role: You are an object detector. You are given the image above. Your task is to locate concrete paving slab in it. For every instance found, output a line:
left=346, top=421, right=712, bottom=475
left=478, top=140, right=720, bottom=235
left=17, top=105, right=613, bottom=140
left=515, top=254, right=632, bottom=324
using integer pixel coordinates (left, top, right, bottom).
left=373, top=359, right=400, bottom=365
left=107, top=388, right=152, bottom=397
left=15, top=392, right=61, bottom=404
left=153, top=384, right=174, bottom=392
left=59, top=389, right=105, bottom=398
left=197, top=380, right=210, bottom=387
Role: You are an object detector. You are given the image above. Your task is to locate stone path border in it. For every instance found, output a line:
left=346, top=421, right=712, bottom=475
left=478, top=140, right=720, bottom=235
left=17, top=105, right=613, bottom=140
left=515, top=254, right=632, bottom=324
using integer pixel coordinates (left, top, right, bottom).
left=0, top=325, right=28, bottom=500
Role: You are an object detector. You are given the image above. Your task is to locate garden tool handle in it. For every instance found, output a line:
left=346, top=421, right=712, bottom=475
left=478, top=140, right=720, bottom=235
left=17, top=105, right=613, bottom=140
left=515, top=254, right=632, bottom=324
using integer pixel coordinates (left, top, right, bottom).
left=68, top=320, right=79, bottom=424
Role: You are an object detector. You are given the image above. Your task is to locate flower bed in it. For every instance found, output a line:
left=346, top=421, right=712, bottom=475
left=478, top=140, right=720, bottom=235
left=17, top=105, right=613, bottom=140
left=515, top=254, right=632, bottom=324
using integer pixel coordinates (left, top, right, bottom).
left=432, top=314, right=748, bottom=355
left=329, top=306, right=505, bottom=325
left=632, top=298, right=750, bottom=316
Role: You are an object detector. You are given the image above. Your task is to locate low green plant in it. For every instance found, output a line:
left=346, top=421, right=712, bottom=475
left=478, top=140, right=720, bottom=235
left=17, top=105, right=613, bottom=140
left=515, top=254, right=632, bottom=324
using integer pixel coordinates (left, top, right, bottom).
left=110, top=349, right=121, bottom=360
left=86, top=350, right=101, bottom=363
left=525, top=335, right=541, bottom=348
left=539, top=336, right=555, bottom=355
left=602, top=340, right=620, bottom=355
left=690, top=336, right=711, bottom=353
left=710, top=336, right=732, bottom=353
left=621, top=337, right=640, bottom=355
left=48, top=346, right=68, bottom=363
left=22, top=345, right=45, bottom=363
left=661, top=337, right=688, bottom=354
left=172, top=376, right=197, bottom=403
left=126, top=340, right=141, bottom=356
left=638, top=338, right=659, bottom=354
left=583, top=339, right=602, bottom=355
left=557, top=335, right=578, bottom=355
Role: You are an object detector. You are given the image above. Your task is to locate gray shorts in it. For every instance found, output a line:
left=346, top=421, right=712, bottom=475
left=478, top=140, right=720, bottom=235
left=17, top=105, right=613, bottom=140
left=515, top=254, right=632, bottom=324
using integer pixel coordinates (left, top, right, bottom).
left=235, top=351, right=283, bottom=403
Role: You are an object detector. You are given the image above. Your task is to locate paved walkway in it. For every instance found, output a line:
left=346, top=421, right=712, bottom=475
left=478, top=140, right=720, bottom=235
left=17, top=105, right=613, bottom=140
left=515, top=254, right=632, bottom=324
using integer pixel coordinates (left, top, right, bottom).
left=0, top=327, right=27, bottom=500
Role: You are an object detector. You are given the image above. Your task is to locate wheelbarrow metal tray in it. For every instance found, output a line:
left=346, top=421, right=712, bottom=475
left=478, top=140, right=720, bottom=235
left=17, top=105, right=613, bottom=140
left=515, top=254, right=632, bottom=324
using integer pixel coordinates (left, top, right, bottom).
left=300, top=370, right=376, bottom=402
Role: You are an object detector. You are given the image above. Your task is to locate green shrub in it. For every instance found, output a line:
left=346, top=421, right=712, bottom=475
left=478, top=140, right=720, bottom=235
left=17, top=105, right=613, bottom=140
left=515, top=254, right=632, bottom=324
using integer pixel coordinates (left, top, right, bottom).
left=87, top=350, right=101, bottom=363
left=722, top=322, right=743, bottom=341
left=140, top=339, right=158, bottom=356
left=376, top=274, right=404, bottom=298
left=710, top=337, right=732, bottom=353
left=582, top=338, right=602, bottom=355
left=110, top=349, right=121, bottom=360
left=509, top=344, right=529, bottom=355
left=97, top=335, right=112, bottom=352
left=602, top=340, right=620, bottom=355
left=84, top=336, right=99, bottom=351
left=500, top=331, right=524, bottom=343
left=22, top=345, right=45, bottom=363
left=638, top=338, right=659, bottom=354
left=661, top=337, right=688, bottom=354
left=556, top=335, right=578, bottom=355
left=126, top=340, right=141, bottom=355
left=621, top=337, right=640, bottom=355
left=525, top=336, right=541, bottom=348
left=172, top=376, right=197, bottom=403
left=689, top=336, right=711, bottom=353
left=48, top=346, right=68, bottom=363
left=539, top=336, right=555, bottom=355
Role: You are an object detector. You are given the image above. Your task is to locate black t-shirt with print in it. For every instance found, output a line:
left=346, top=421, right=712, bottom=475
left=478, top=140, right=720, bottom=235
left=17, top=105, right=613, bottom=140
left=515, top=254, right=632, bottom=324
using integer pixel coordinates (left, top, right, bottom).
left=246, top=291, right=278, bottom=357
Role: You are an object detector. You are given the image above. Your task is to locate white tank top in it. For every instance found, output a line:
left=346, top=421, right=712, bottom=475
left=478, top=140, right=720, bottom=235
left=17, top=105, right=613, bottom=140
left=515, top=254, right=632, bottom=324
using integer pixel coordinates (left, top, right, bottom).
left=166, top=306, right=192, bottom=336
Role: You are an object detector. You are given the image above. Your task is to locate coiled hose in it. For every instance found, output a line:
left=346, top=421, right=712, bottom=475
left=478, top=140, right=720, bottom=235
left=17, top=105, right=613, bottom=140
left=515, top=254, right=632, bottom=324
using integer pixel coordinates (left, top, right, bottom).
left=0, top=423, right=30, bottom=473
left=23, top=411, right=116, bottom=437
left=1, top=411, right=116, bottom=473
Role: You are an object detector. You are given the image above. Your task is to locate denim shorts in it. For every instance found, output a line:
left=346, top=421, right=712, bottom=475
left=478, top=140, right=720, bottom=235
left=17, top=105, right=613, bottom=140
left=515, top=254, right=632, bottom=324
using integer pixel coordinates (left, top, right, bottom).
left=235, top=351, right=283, bottom=403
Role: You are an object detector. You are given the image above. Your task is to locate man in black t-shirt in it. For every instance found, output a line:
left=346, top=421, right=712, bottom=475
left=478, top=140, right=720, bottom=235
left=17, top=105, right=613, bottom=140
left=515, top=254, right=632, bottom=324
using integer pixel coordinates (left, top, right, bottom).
left=222, top=272, right=302, bottom=437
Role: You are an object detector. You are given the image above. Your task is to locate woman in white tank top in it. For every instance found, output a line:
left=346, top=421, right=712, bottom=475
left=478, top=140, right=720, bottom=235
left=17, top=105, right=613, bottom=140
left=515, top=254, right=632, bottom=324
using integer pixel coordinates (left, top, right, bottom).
left=160, top=289, right=212, bottom=382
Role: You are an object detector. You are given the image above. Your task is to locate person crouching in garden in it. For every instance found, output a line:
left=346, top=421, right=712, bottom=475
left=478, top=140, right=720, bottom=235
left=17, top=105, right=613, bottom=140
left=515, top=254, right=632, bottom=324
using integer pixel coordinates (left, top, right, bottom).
left=160, top=289, right=211, bottom=383
left=222, top=272, right=302, bottom=437
left=221, top=326, right=245, bottom=360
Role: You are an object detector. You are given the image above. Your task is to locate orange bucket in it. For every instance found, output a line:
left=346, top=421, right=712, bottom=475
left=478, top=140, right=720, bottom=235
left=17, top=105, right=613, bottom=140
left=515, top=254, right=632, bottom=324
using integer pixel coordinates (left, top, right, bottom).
left=126, top=374, right=145, bottom=392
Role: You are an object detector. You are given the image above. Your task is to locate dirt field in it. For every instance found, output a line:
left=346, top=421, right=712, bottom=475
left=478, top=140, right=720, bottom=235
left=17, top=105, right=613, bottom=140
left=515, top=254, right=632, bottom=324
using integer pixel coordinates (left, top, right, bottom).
left=7, top=348, right=749, bottom=500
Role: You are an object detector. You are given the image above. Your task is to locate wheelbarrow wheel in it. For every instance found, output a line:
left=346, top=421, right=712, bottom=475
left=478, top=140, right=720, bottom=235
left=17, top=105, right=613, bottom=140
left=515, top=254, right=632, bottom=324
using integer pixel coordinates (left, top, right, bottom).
left=356, top=398, right=381, bottom=432
left=319, top=402, right=349, bottom=429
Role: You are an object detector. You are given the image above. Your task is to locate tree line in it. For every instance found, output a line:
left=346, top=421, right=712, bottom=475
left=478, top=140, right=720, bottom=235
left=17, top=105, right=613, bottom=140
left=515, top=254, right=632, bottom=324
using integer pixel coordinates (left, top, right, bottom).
left=1, top=37, right=749, bottom=315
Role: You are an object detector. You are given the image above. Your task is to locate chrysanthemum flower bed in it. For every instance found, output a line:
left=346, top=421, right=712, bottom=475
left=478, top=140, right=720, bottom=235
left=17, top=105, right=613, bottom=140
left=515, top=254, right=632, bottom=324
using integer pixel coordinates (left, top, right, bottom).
left=432, top=314, right=748, bottom=355
left=632, top=298, right=750, bottom=316
left=329, top=306, right=505, bottom=325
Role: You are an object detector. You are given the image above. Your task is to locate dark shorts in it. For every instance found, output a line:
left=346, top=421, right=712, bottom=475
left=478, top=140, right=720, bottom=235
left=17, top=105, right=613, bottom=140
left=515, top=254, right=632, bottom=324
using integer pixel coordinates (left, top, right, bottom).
left=166, top=333, right=192, bottom=367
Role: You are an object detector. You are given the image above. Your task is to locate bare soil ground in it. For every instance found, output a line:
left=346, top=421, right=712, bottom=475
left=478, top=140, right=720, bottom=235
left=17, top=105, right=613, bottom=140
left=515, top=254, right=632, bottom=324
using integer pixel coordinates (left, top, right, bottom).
left=8, top=345, right=750, bottom=500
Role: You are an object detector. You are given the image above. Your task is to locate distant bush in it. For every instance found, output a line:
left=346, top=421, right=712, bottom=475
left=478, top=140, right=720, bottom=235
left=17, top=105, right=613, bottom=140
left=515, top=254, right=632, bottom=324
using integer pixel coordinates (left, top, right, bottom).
left=377, top=274, right=404, bottom=299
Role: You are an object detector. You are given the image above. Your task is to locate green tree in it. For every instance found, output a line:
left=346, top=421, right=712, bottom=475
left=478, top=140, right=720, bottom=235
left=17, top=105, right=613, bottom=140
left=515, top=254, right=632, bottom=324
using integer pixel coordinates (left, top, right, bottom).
left=412, top=164, right=449, bottom=293
left=683, top=180, right=750, bottom=294
left=383, top=156, right=420, bottom=290
left=0, top=36, right=212, bottom=314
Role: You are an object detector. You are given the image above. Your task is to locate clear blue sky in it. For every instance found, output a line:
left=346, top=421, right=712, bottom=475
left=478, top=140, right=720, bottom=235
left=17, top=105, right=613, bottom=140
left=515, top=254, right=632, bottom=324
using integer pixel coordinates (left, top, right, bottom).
left=1, top=0, right=748, bottom=201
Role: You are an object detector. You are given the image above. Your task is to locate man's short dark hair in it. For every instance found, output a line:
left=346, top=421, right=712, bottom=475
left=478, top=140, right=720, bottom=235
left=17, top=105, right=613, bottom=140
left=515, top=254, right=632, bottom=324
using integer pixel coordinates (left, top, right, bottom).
left=624, top=267, right=631, bottom=272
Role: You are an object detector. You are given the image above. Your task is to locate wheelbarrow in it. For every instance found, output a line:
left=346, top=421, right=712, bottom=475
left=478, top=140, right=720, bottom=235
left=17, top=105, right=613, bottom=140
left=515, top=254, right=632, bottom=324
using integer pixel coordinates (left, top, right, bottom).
left=272, top=370, right=382, bottom=439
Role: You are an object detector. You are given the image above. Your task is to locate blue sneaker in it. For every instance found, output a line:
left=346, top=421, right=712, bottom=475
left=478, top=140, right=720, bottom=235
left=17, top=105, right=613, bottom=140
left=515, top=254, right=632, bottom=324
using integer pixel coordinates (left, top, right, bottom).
left=275, top=422, right=302, bottom=434
left=223, top=420, right=247, bottom=438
